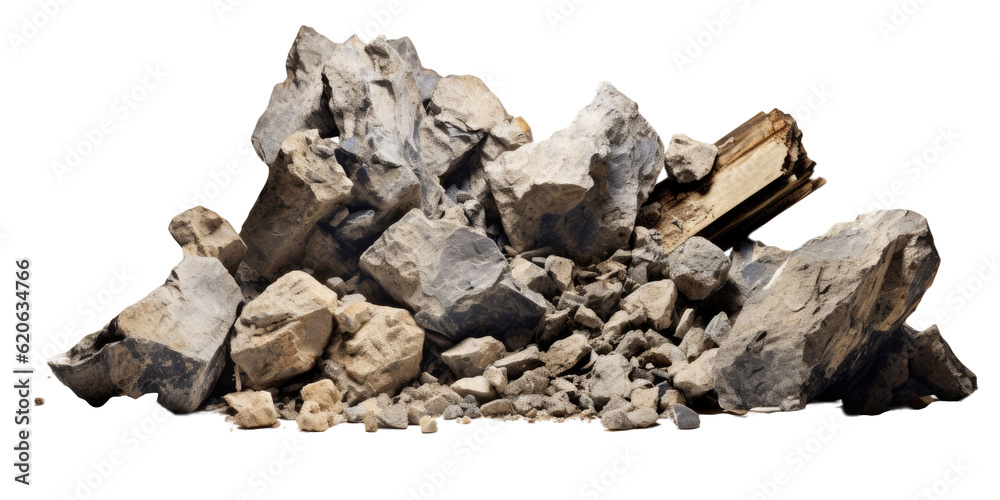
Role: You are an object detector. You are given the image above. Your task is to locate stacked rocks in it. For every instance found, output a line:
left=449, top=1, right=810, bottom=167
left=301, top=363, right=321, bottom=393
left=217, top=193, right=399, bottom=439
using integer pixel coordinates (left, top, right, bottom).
left=49, top=27, right=976, bottom=432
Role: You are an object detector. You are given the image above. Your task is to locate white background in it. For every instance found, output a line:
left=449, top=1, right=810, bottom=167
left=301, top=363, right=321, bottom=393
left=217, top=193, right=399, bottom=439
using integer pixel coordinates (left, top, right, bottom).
left=2, top=1, right=997, bottom=499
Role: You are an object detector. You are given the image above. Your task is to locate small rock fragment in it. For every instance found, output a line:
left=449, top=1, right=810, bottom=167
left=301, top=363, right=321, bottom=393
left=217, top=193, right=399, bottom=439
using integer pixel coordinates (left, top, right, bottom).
left=420, top=415, right=438, bottom=433
left=665, top=133, right=718, bottom=184
left=224, top=391, right=279, bottom=429
left=442, top=336, right=507, bottom=379
left=168, top=206, right=247, bottom=274
left=667, top=237, right=730, bottom=301
left=670, top=404, right=701, bottom=430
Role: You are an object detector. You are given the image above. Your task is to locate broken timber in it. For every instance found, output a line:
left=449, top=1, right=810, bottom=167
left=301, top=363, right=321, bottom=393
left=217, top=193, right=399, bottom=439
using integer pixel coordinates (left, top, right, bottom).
left=650, top=109, right=824, bottom=252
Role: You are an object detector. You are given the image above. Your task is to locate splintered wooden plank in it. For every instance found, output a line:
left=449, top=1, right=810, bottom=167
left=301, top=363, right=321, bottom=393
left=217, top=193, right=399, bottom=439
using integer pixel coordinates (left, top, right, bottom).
left=650, top=109, right=821, bottom=252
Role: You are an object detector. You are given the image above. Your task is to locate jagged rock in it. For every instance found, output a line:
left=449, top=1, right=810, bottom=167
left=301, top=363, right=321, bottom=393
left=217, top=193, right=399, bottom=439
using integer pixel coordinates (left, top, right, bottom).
left=707, top=239, right=791, bottom=318
left=251, top=26, right=340, bottom=165
left=674, top=308, right=696, bottom=339
left=480, top=399, right=515, bottom=417
left=441, top=336, right=506, bottom=379
left=714, top=210, right=941, bottom=412
left=297, top=400, right=333, bottom=432
left=485, top=83, right=666, bottom=263
left=631, top=227, right=670, bottom=280
left=667, top=236, right=730, bottom=301
left=492, top=345, right=544, bottom=379
left=587, top=353, right=633, bottom=408
left=376, top=402, right=409, bottom=429
left=580, top=281, right=624, bottom=320
left=545, top=255, right=575, bottom=292
left=510, top=257, right=558, bottom=297
left=324, top=36, right=445, bottom=242
left=601, top=405, right=658, bottom=430
left=442, top=405, right=463, bottom=420
left=322, top=301, right=425, bottom=405
left=574, top=306, right=604, bottom=330
left=614, top=330, right=648, bottom=359
left=344, top=405, right=367, bottom=423
left=664, top=133, right=718, bottom=184
left=630, top=387, right=659, bottom=410
left=364, top=411, right=378, bottom=432
left=360, top=208, right=548, bottom=345
left=224, top=391, right=279, bottom=429
left=540, top=333, right=592, bottom=375
left=680, top=327, right=714, bottom=361
left=658, top=389, right=686, bottom=413
left=420, top=415, right=438, bottom=433
left=300, top=379, right=344, bottom=414
left=483, top=366, right=508, bottom=393
left=503, top=368, right=551, bottom=397
left=450, top=376, right=498, bottom=403
left=705, top=312, right=732, bottom=345
left=670, top=404, right=700, bottom=430
left=536, top=307, right=572, bottom=345
left=168, top=206, right=247, bottom=274
left=620, top=280, right=677, bottom=330
left=420, top=74, right=531, bottom=179
left=241, top=130, right=353, bottom=280
left=673, top=349, right=718, bottom=399
left=637, top=342, right=686, bottom=369
left=836, top=324, right=977, bottom=415
left=49, top=256, right=241, bottom=413
left=231, top=271, right=339, bottom=389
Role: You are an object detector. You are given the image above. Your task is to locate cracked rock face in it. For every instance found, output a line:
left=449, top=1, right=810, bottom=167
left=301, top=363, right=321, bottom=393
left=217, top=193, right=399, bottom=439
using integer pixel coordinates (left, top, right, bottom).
left=714, top=210, right=941, bottom=411
left=360, top=208, right=548, bottom=346
left=240, top=130, right=354, bottom=281
left=230, top=271, right=339, bottom=389
left=486, top=82, right=665, bottom=264
left=49, top=256, right=242, bottom=413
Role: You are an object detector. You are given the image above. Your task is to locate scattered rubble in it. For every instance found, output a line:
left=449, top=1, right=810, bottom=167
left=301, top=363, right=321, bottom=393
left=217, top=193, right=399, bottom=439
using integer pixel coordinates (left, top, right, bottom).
left=50, top=27, right=977, bottom=435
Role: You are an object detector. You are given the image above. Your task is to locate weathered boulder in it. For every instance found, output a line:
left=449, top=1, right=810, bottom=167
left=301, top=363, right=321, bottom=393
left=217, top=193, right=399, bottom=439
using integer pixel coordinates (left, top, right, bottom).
left=49, top=256, right=241, bottom=413
left=322, top=301, right=425, bottom=405
left=240, top=130, right=353, bottom=281
left=360, top=208, right=548, bottom=346
left=168, top=206, right=247, bottom=274
left=485, top=82, right=666, bottom=263
left=667, top=236, right=730, bottom=301
left=251, top=26, right=340, bottom=165
left=714, top=210, right=941, bottom=412
left=664, top=133, right=718, bottom=184
left=231, top=271, right=339, bottom=389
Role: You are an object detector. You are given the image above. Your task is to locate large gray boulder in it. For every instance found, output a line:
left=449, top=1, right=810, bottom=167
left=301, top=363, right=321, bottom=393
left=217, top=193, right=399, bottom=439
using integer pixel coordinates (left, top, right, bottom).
left=251, top=26, right=341, bottom=166
left=359, top=208, right=549, bottom=346
left=485, top=82, right=665, bottom=264
left=48, top=256, right=242, bottom=413
left=230, top=271, right=339, bottom=389
left=240, top=130, right=353, bottom=281
left=714, top=210, right=941, bottom=412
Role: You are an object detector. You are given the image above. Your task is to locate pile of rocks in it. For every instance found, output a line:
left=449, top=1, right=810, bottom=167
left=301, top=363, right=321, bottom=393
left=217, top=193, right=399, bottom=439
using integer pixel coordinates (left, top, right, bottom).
left=49, top=27, right=977, bottom=432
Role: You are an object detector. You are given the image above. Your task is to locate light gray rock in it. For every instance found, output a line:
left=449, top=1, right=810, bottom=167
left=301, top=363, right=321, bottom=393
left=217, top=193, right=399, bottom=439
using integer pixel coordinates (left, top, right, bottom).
left=49, top=256, right=241, bottom=414
left=450, top=376, right=499, bottom=403
left=620, top=280, right=677, bottom=330
left=587, top=353, right=633, bottom=408
left=574, top=306, right=604, bottom=330
left=714, top=210, right=941, bottom=412
left=631, top=227, right=670, bottom=280
left=485, top=83, right=666, bottom=264
left=483, top=366, right=508, bottom=393
left=231, top=271, right=339, bottom=389
left=240, top=130, right=353, bottom=281
left=545, top=255, right=575, bottom=292
left=322, top=301, right=425, bottom=405
left=510, top=257, right=558, bottom=297
left=168, top=206, right=247, bottom=274
left=502, top=368, right=551, bottom=397
left=664, top=133, right=718, bottom=184
left=706, top=239, right=791, bottom=318
left=670, top=404, right=700, bottom=430
left=673, top=349, right=718, bottom=399
left=667, top=236, right=730, bottom=301
left=479, top=399, right=515, bottom=417
left=360, top=208, right=548, bottom=345
left=441, top=336, right=507, bottom=379
left=442, top=404, right=463, bottom=420
left=704, top=312, right=732, bottom=345
left=251, top=26, right=340, bottom=165
left=376, top=402, right=409, bottom=429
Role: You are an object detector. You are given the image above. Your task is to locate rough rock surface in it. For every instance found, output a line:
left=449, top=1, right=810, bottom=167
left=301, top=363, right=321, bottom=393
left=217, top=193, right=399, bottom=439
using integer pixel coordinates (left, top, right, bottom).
left=168, top=206, right=247, bottom=274
left=360, top=208, right=548, bottom=345
left=486, top=83, right=665, bottom=263
left=241, top=130, right=353, bottom=280
left=231, top=271, right=339, bottom=389
left=49, top=256, right=241, bottom=413
left=441, top=336, right=506, bottom=379
left=664, top=133, right=718, bottom=184
left=323, top=301, right=425, bottom=405
left=667, top=236, right=730, bottom=301
left=224, top=391, right=279, bottom=429
left=715, top=210, right=941, bottom=412
left=620, top=280, right=677, bottom=330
